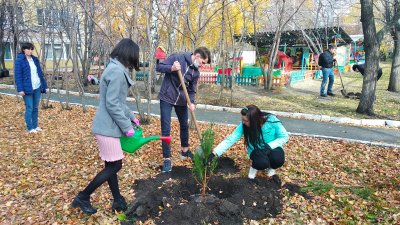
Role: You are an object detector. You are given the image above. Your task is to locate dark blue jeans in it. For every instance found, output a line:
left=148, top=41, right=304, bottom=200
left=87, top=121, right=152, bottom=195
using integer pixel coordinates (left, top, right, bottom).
left=320, top=68, right=334, bottom=95
left=160, top=100, right=189, bottom=158
left=22, top=87, right=41, bottom=130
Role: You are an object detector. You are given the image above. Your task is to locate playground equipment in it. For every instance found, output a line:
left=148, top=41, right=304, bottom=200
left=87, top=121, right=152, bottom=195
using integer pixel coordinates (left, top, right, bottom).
left=120, top=126, right=172, bottom=154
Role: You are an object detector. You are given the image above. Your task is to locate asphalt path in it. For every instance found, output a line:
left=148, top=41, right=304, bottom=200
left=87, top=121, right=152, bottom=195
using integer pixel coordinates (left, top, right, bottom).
left=1, top=88, right=399, bottom=147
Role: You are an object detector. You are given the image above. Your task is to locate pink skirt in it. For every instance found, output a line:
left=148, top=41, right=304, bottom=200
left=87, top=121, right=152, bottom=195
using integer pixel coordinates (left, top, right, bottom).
left=95, top=135, right=124, bottom=162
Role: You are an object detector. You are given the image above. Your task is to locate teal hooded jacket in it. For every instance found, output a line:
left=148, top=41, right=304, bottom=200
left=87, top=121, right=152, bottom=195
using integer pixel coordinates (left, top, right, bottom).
left=213, top=114, right=289, bottom=157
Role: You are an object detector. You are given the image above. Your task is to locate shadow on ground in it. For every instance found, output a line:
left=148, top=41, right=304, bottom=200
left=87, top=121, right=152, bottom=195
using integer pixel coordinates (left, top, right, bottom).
left=123, top=157, right=307, bottom=225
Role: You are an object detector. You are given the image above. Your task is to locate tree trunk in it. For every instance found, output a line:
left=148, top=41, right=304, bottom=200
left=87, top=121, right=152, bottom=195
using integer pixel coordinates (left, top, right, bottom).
left=80, top=0, right=94, bottom=87
left=265, top=31, right=281, bottom=90
left=10, top=0, right=20, bottom=72
left=357, top=0, right=380, bottom=115
left=264, top=0, right=285, bottom=91
left=144, top=0, right=159, bottom=122
left=132, top=0, right=139, bottom=42
left=217, top=0, right=226, bottom=101
left=167, top=0, right=181, bottom=53
left=0, top=2, right=5, bottom=70
left=71, top=15, right=87, bottom=113
left=388, top=26, right=400, bottom=92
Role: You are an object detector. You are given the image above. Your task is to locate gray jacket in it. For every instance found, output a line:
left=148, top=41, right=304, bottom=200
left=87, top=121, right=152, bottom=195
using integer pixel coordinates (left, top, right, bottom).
left=92, top=58, right=135, bottom=137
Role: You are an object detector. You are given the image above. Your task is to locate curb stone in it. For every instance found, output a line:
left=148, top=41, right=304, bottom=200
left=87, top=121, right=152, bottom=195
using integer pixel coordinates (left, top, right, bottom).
left=1, top=84, right=399, bottom=128
left=0, top=91, right=399, bottom=148
left=361, top=119, right=386, bottom=127
left=386, top=120, right=400, bottom=128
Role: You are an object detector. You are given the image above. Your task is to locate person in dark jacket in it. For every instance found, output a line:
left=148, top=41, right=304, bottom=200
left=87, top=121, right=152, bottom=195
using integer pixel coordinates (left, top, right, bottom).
left=318, top=45, right=335, bottom=97
left=352, top=64, right=383, bottom=81
left=156, top=47, right=211, bottom=173
left=14, top=42, right=48, bottom=133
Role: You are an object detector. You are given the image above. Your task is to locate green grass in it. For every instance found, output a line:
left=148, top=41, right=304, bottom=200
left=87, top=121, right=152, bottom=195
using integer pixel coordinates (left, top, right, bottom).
left=342, top=166, right=362, bottom=175
left=349, top=187, right=374, bottom=200
left=300, top=180, right=334, bottom=194
left=197, top=61, right=400, bottom=121
left=302, top=180, right=375, bottom=201
left=301, top=179, right=399, bottom=223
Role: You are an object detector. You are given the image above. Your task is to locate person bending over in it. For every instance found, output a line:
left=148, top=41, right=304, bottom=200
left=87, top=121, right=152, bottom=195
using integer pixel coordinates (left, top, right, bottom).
left=210, top=105, right=289, bottom=179
left=352, top=64, right=383, bottom=81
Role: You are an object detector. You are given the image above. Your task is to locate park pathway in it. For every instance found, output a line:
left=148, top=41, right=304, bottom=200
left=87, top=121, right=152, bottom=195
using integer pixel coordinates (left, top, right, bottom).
left=1, top=87, right=399, bottom=147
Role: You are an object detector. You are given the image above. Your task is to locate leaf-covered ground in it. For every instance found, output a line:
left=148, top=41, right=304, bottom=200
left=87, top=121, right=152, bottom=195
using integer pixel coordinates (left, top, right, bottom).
left=0, top=94, right=399, bottom=224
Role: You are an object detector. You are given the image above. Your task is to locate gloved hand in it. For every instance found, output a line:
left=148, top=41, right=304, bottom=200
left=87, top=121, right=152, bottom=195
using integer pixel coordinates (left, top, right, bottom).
left=133, top=117, right=140, bottom=126
left=205, top=152, right=216, bottom=166
left=126, top=129, right=135, bottom=137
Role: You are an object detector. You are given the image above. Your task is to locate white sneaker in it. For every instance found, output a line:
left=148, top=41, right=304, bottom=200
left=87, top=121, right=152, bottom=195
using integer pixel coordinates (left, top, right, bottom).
left=267, top=168, right=276, bottom=177
left=248, top=167, right=257, bottom=179
left=34, top=127, right=42, bottom=132
left=29, top=129, right=38, bottom=133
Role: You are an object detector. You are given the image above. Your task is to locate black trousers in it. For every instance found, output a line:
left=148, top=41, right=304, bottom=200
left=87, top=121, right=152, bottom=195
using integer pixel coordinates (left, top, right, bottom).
left=250, top=147, right=285, bottom=170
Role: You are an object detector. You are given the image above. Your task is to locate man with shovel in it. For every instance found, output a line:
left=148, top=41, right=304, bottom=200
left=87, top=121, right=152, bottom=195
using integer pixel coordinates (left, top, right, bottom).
left=318, top=45, right=336, bottom=97
left=156, top=47, right=211, bottom=173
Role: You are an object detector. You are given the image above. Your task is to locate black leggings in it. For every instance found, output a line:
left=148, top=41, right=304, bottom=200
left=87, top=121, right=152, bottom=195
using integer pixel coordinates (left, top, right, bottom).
left=79, top=160, right=123, bottom=200
left=268, top=148, right=285, bottom=169
left=250, top=147, right=285, bottom=170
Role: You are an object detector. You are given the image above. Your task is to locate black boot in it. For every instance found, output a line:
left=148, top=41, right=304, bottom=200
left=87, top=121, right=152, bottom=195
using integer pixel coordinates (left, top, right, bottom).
left=112, top=196, right=127, bottom=211
left=71, top=194, right=97, bottom=215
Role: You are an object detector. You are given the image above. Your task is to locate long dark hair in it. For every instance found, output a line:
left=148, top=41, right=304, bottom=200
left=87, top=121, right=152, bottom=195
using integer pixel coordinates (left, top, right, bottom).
left=241, top=105, right=267, bottom=149
left=110, top=38, right=140, bottom=71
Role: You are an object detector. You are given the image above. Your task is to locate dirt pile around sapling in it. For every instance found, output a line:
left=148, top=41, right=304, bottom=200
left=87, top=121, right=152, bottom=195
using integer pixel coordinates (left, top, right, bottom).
left=123, top=157, right=305, bottom=225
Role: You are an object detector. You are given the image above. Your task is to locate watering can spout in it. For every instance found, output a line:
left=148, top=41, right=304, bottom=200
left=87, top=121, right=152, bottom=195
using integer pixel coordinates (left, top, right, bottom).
left=160, top=136, right=172, bottom=145
left=139, top=135, right=172, bottom=146
left=120, top=126, right=172, bottom=154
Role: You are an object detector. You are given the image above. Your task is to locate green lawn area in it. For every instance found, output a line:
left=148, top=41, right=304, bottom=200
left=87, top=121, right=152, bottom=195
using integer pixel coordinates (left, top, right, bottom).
left=197, top=61, right=400, bottom=121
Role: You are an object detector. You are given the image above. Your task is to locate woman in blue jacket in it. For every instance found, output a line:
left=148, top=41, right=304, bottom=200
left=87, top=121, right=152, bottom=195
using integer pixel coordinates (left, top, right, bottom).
left=14, top=43, right=48, bottom=133
left=211, top=105, right=289, bottom=179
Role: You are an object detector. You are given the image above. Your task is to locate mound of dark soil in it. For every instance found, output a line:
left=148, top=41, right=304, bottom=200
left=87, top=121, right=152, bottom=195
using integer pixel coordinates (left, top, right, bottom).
left=123, top=157, right=302, bottom=225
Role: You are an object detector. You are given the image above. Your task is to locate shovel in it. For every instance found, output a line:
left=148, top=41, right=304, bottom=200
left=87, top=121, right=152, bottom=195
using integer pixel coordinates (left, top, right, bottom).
left=334, top=62, right=349, bottom=98
left=335, top=65, right=348, bottom=97
left=177, top=69, right=202, bottom=141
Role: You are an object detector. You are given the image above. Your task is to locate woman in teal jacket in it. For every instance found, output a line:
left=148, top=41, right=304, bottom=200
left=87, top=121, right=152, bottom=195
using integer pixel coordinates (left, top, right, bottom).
left=212, top=105, right=289, bottom=179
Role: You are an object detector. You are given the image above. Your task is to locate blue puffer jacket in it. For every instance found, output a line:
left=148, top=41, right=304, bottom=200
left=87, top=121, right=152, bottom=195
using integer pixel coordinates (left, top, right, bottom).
left=14, top=53, right=48, bottom=94
left=156, top=52, right=199, bottom=106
